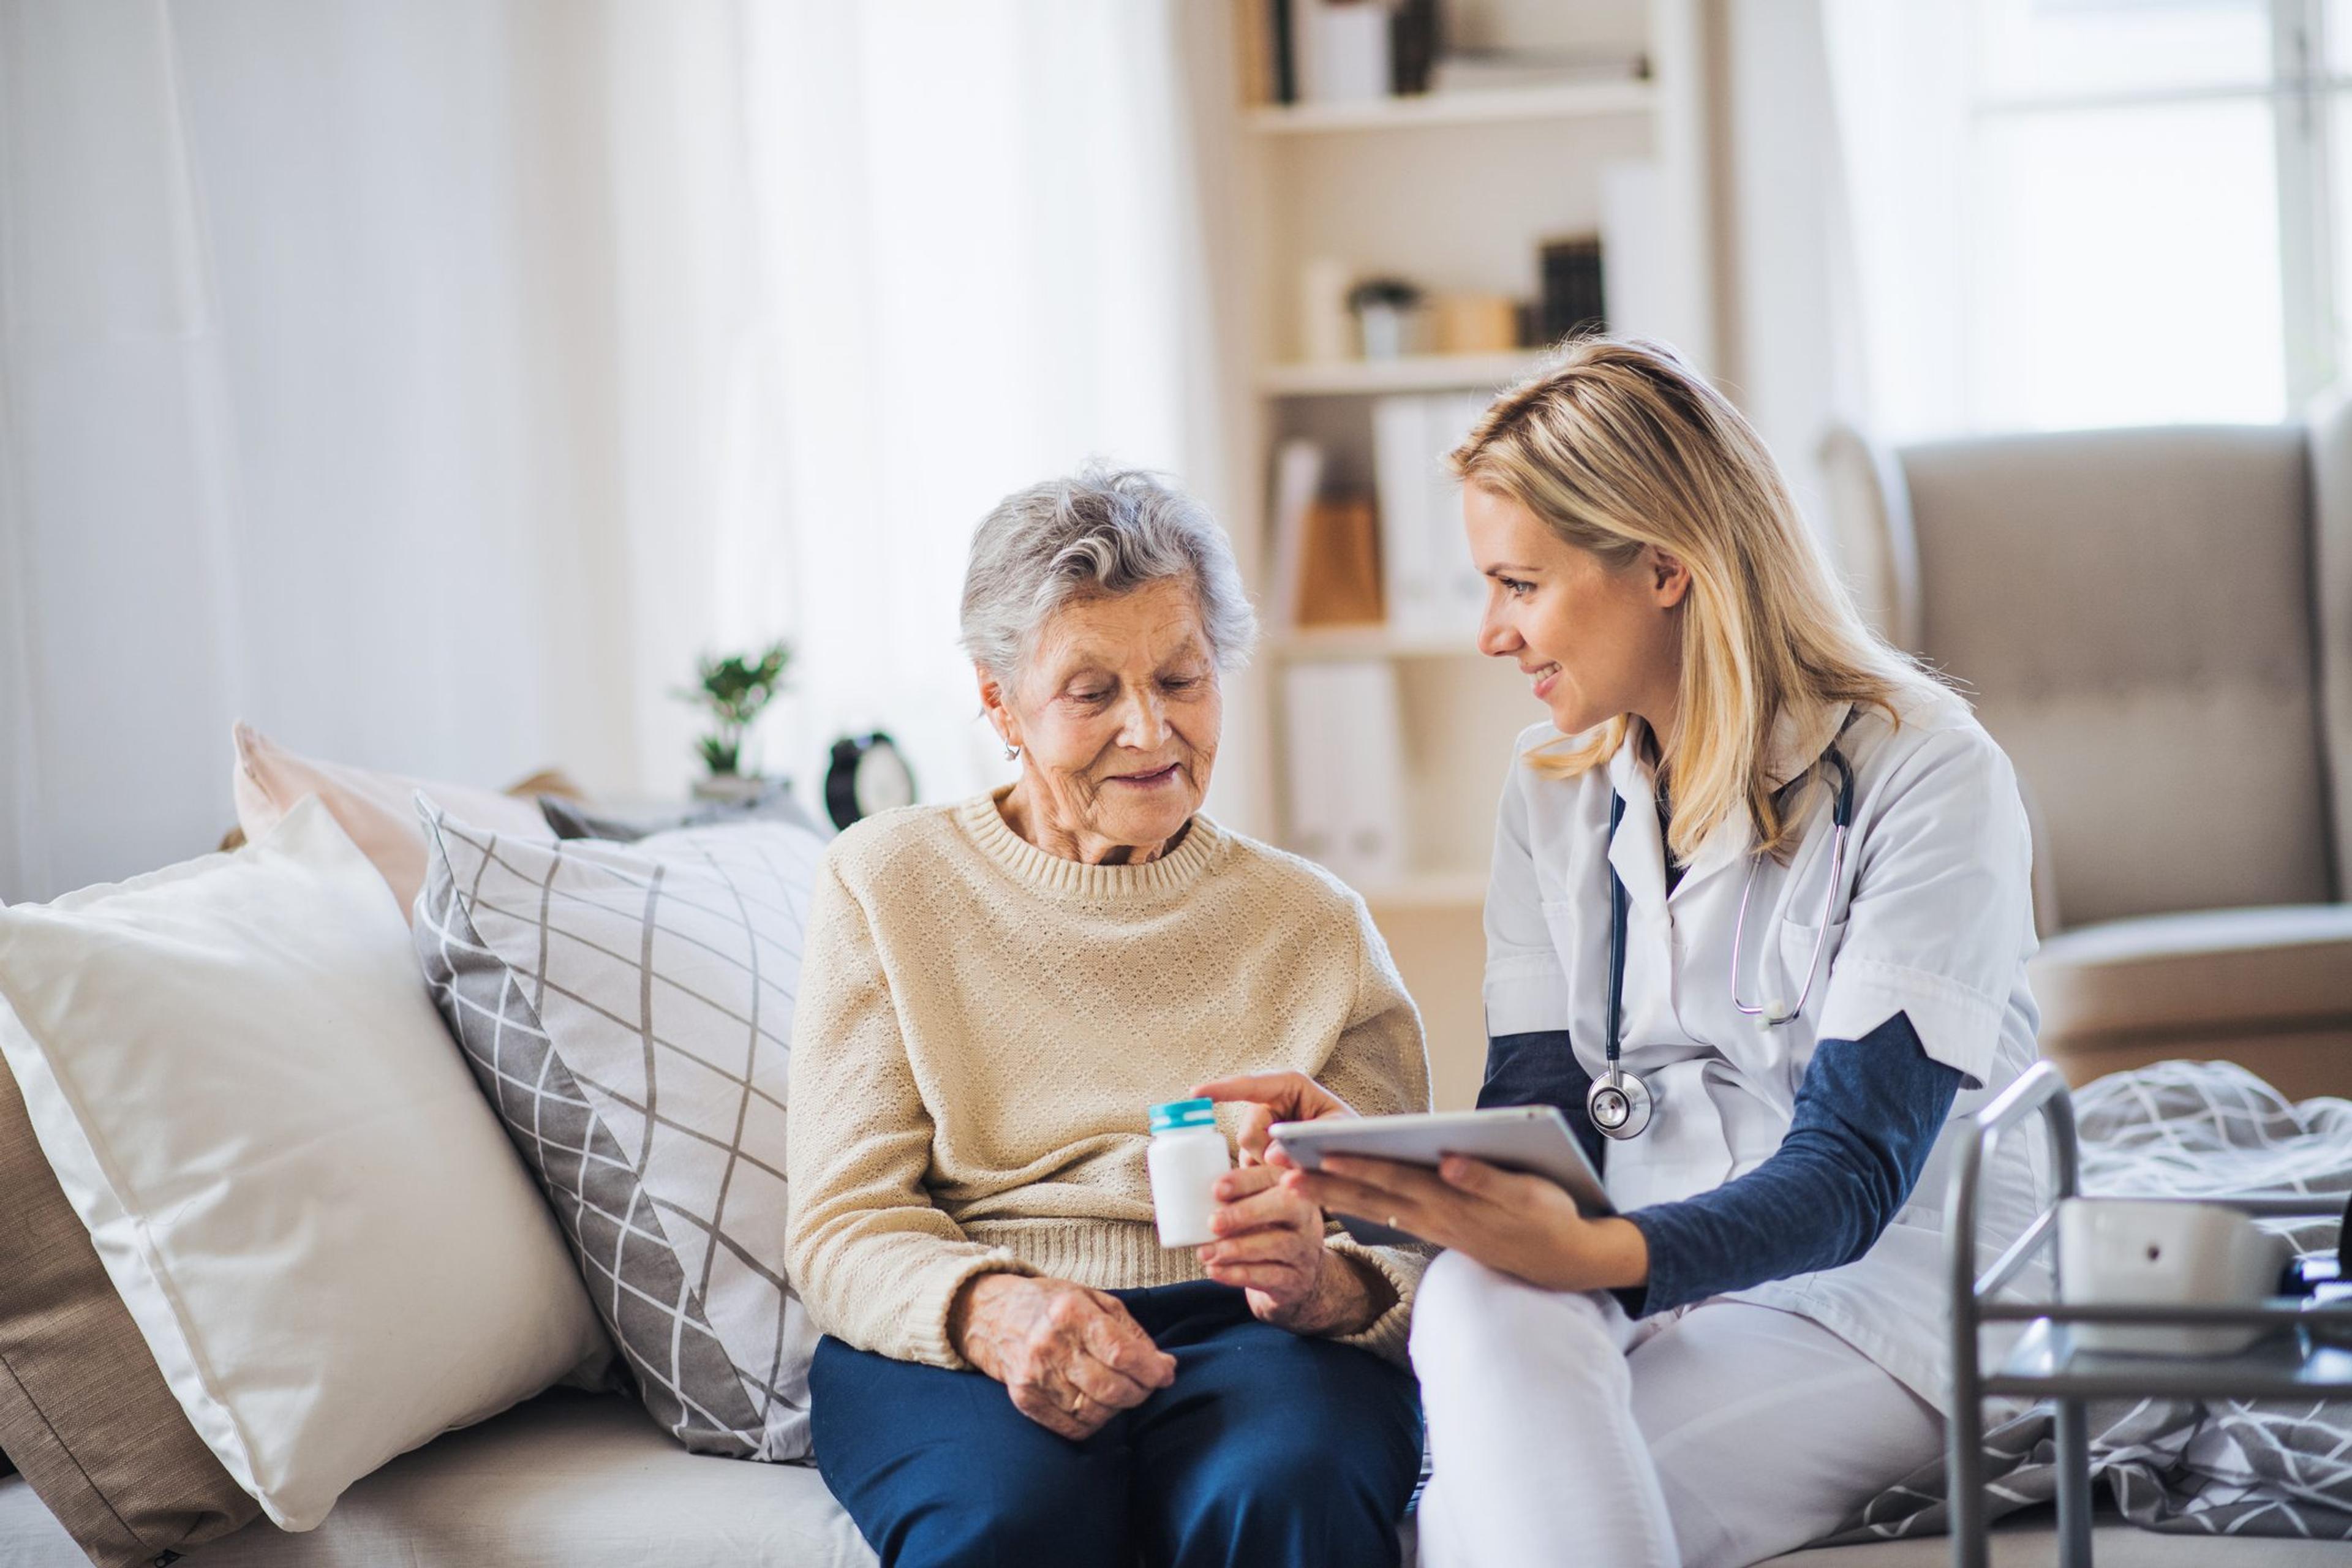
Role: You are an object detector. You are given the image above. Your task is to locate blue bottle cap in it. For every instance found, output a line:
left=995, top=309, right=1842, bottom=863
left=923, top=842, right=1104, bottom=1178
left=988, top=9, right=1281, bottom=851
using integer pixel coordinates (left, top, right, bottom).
left=1148, top=1098, right=1218, bottom=1134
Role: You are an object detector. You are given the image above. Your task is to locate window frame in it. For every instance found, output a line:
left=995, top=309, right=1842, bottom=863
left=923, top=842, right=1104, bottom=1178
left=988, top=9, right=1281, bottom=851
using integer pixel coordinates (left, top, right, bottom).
left=1965, top=0, right=2340, bottom=417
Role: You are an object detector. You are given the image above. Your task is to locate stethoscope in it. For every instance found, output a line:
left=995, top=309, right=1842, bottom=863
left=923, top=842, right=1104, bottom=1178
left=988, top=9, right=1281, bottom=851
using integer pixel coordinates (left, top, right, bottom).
left=1587, top=744, right=1857, bottom=1141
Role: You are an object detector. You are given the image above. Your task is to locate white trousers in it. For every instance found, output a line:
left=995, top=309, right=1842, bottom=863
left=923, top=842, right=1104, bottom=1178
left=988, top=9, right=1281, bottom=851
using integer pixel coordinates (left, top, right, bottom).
left=1410, top=1251, right=1944, bottom=1568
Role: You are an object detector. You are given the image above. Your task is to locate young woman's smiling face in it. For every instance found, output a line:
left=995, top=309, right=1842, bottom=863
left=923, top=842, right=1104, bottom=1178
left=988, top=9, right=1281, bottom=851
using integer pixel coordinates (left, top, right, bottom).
left=1462, top=482, right=1689, bottom=743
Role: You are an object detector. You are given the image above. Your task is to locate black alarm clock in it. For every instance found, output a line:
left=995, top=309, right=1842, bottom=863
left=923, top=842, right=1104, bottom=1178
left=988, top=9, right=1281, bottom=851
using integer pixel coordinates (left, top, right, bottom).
left=825, top=733, right=916, bottom=829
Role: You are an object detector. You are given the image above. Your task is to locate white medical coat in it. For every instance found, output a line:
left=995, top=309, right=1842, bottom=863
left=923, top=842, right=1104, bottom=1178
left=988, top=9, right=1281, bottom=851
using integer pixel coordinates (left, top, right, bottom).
left=1482, top=684, right=2046, bottom=1409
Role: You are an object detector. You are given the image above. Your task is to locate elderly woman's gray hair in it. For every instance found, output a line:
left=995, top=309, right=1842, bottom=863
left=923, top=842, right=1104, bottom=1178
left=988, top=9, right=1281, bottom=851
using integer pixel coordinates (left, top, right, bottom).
left=960, top=466, right=1259, bottom=684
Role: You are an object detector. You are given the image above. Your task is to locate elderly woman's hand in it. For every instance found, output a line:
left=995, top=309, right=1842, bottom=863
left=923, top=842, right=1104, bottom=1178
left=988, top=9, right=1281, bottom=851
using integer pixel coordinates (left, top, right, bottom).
left=1196, top=1164, right=1389, bottom=1335
left=1193, top=1073, right=1390, bottom=1335
left=949, top=1273, right=1177, bottom=1441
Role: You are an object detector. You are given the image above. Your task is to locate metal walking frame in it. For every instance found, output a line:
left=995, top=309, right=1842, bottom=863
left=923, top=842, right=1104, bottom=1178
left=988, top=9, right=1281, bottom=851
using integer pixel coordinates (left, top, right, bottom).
left=1945, top=1061, right=2352, bottom=1567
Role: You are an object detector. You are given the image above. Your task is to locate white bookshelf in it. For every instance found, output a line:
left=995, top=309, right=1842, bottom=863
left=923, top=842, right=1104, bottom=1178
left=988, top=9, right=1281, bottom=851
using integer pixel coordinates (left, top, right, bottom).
left=1268, top=625, right=1478, bottom=662
left=1245, top=79, right=1656, bottom=136
left=1193, top=0, right=1716, bottom=1110
left=1256, top=350, right=1551, bottom=398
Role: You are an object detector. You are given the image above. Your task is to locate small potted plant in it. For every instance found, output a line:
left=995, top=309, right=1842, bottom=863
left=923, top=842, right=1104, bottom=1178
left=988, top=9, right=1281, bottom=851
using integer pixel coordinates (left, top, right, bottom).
left=1348, top=276, right=1425, bottom=360
left=677, top=641, right=791, bottom=802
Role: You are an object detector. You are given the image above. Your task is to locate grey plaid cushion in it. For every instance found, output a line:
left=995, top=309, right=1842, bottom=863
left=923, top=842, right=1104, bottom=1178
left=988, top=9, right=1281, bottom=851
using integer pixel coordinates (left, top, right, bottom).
left=413, top=800, right=823, bottom=1460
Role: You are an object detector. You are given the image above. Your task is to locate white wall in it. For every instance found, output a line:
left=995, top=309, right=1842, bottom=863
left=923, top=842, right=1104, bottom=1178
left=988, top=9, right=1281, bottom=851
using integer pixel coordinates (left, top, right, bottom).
left=1716, top=0, right=1858, bottom=527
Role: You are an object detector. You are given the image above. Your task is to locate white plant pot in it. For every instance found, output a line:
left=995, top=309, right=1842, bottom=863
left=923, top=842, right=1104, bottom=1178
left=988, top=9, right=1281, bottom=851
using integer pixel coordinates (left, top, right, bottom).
left=690, top=774, right=768, bottom=805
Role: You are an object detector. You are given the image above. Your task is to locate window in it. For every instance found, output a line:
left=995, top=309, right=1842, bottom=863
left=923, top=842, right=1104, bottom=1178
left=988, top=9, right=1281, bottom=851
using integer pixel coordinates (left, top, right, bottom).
left=1961, top=0, right=2347, bottom=429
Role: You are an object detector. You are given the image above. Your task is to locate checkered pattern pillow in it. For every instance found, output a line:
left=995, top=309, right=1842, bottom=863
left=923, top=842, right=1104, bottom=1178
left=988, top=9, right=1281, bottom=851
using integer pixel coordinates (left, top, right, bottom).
left=413, top=800, right=823, bottom=1460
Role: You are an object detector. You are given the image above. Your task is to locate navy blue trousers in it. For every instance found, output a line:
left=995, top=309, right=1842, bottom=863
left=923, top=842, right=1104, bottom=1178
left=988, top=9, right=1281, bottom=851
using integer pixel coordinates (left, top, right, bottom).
left=809, top=1279, right=1422, bottom=1568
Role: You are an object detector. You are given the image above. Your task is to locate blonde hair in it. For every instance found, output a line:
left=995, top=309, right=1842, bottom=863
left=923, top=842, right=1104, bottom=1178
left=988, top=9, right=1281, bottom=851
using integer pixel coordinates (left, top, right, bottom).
left=1449, top=337, right=1941, bottom=862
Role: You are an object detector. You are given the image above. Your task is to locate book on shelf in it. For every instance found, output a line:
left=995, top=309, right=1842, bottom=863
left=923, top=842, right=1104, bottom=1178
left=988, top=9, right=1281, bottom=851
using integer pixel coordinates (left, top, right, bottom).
left=1234, top=0, right=1275, bottom=107
left=1373, top=391, right=1491, bottom=643
left=1235, top=0, right=1299, bottom=106
left=1390, top=0, right=1439, bottom=96
left=1281, top=658, right=1408, bottom=890
left=1539, top=237, right=1606, bottom=344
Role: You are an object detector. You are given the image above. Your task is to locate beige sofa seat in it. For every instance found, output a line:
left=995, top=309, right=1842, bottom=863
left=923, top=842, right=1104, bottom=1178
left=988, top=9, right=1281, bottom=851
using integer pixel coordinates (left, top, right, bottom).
left=0, top=1392, right=873, bottom=1568
left=2032, top=905, right=2352, bottom=1099
left=4, top=1390, right=2338, bottom=1567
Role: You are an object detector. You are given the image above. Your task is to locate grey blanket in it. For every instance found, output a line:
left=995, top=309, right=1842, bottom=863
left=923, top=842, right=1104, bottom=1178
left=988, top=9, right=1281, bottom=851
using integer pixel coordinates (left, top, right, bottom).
left=1822, top=1060, right=2352, bottom=1545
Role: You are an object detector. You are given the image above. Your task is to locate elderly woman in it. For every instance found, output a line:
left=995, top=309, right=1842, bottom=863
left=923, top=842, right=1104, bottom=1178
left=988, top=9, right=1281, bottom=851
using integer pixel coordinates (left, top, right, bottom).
left=784, top=467, right=1430, bottom=1568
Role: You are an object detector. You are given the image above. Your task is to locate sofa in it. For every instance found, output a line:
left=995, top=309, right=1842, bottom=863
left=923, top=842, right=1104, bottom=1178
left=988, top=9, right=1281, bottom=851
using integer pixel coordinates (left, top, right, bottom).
left=2, top=722, right=2345, bottom=1568
left=1822, top=413, right=2352, bottom=1101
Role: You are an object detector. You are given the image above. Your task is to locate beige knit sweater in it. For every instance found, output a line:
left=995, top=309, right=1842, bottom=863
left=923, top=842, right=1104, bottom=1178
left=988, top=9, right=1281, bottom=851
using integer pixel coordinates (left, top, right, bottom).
left=783, top=790, right=1431, bottom=1370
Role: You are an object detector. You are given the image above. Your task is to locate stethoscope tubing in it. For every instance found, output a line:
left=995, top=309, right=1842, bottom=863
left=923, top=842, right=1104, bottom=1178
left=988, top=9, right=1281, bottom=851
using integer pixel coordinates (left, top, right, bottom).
left=1597, top=744, right=1857, bottom=1136
left=1729, top=747, right=1855, bottom=1025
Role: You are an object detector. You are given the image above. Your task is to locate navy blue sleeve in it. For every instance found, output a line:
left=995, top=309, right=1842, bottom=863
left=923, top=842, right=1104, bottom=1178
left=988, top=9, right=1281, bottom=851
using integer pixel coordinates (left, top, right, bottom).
left=1476, top=1028, right=1607, bottom=1175
left=1615, top=1010, right=1960, bottom=1317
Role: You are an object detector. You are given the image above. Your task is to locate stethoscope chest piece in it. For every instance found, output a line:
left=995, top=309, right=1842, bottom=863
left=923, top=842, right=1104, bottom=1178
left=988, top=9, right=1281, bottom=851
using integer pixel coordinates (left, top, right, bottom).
left=1587, top=1065, right=1653, bottom=1140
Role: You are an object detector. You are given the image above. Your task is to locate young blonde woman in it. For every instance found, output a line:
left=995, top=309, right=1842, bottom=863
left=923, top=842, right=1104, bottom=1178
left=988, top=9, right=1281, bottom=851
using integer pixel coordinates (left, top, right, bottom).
left=1207, top=339, right=2045, bottom=1567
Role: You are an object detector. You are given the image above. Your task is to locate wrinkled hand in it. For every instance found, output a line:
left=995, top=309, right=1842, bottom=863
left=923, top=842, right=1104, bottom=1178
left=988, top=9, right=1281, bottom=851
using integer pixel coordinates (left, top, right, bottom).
left=1191, top=1071, right=1358, bottom=1167
left=948, top=1273, right=1176, bottom=1441
left=1283, top=1153, right=1649, bottom=1294
left=1193, top=1163, right=1368, bottom=1333
left=1193, top=1074, right=1389, bottom=1335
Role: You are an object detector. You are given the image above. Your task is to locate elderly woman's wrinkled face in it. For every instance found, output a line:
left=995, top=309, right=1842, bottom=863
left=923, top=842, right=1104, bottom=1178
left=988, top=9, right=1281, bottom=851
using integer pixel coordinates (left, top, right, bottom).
left=986, top=577, right=1221, bottom=861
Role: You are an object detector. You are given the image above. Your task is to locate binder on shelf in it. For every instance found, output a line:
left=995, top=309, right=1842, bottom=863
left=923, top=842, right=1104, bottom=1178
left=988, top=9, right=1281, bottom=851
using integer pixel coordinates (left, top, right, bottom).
left=1281, top=658, right=1408, bottom=891
left=1295, top=496, right=1384, bottom=626
left=1599, top=160, right=1698, bottom=354
left=1372, top=391, right=1492, bottom=642
left=1266, top=438, right=1324, bottom=629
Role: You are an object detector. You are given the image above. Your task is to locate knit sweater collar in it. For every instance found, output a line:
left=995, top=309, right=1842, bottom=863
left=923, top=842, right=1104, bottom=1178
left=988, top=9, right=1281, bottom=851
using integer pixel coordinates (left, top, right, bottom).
left=955, top=787, right=1224, bottom=899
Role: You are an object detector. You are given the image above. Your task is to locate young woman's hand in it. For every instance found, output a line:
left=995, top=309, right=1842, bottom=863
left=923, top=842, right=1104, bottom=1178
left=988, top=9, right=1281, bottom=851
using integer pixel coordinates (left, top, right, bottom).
left=1191, top=1070, right=1358, bottom=1166
left=948, top=1273, right=1177, bottom=1441
left=1282, top=1153, right=1649, bottom=1295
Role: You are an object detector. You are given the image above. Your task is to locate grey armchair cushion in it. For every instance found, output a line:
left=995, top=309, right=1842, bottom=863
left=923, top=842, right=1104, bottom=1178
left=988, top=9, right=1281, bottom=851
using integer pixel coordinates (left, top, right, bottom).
left=1896, top=426, right=2330, bottom=926
left=2030, top=905, right=2352, bottom=1099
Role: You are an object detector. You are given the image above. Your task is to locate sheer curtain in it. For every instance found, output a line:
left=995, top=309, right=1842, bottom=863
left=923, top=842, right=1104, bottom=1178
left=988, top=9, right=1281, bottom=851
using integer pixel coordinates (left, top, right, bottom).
left=0, top=0, right=1213, bottom=902
left=1820, top=0, right=2299, bottom=439
left=1816, top=0, right=1971, bottom=444
left=666, top=0, right=1213, bottom=821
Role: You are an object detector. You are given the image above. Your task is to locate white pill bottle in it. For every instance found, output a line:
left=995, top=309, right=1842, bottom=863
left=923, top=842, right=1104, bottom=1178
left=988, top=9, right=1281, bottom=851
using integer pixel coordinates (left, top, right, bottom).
left=1145, top=1097, right=1231, bottom=1248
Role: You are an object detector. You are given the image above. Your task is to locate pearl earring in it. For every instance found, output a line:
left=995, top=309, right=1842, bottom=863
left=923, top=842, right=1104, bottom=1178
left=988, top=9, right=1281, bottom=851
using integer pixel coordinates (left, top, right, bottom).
left=1004, top=742, right=1022, bottom=761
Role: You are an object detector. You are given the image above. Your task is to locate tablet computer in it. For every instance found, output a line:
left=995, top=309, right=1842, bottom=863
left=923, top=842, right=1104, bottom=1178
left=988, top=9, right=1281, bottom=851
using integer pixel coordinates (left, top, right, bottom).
left=1270, top=1106, right=1611, bottom=1246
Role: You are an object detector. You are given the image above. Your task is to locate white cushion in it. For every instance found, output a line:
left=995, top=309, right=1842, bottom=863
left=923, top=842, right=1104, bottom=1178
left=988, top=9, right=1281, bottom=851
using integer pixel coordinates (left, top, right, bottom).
left=0, top=798, right=611, bottom=1531
left=413, top=805, right=824, bottom=1460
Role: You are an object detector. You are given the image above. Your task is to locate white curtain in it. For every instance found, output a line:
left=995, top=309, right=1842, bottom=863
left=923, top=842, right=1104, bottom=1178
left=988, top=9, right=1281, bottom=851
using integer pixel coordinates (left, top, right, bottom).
left=0, top=0, right=1213, bottom=903
left=1817, top=0, right=1972, bottom=443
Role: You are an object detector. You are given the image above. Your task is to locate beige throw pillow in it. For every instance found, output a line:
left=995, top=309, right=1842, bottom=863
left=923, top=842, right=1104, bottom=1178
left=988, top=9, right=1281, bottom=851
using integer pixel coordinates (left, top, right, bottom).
left=0, top=1061, right=259, bottom=1567
left=230, top=722, right=555, bottom=921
